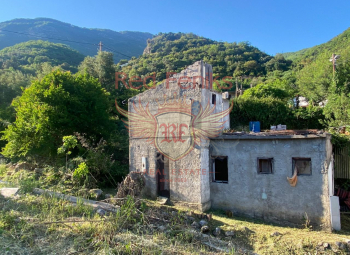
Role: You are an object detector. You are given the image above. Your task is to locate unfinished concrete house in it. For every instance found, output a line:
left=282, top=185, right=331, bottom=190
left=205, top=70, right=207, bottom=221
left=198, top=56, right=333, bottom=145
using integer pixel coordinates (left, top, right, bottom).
left=119, top=61, right=338, bottom=229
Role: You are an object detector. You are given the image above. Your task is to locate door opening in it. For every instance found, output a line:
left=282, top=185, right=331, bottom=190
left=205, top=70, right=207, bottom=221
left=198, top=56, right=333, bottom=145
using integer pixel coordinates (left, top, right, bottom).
left=156, top=153, right=170, bottom=197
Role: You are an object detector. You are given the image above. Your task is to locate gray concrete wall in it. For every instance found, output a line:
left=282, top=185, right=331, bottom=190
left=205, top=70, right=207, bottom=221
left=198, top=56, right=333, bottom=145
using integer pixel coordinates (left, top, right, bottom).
left=209, top=136, right=331, bottom=228
left=128, top=61, right=214, bottom=206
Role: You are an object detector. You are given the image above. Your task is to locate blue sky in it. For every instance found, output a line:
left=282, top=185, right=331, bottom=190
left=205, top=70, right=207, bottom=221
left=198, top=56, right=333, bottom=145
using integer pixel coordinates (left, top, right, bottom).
left=0, top=0, right=349, bottom=55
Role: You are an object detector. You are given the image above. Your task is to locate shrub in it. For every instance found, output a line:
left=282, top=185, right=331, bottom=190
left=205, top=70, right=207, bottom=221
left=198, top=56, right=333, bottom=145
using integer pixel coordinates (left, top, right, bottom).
left=230, top=97, right=325, bottom=130
left=1, top=70, right=113, bottom=159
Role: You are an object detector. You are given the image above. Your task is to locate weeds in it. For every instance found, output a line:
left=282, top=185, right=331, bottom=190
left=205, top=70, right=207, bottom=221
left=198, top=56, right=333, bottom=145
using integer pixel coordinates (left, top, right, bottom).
left=1, top=165, right=350, bottom=254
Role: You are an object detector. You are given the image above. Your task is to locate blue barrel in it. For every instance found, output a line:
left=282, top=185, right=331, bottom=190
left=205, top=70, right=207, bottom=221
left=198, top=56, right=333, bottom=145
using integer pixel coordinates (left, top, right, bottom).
left=249, top=121, right=260, bottom=132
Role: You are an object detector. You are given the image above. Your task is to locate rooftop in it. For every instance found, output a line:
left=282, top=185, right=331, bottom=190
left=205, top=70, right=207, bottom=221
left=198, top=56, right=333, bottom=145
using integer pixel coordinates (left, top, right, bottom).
left=213, top=130, right=329, bottom=140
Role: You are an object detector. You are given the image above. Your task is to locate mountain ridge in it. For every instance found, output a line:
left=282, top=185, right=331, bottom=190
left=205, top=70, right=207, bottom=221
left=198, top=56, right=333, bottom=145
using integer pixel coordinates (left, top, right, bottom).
left=0, top=18, right=153, bottom=63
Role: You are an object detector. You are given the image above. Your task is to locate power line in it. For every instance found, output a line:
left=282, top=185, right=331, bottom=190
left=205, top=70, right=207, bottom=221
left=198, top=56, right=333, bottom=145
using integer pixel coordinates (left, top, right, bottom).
left=103, top=45, right=132, bottom=59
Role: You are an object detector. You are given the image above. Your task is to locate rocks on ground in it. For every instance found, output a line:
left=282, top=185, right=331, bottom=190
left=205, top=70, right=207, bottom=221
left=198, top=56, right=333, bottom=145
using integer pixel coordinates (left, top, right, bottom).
left=270, top=231, right=281, bottom=237
left=96, top=208, right=106, bottom=216
left=0, top=188, right=20, bottom=198
left=201, top=225, right=210, bottom=233
left=191, top=221, right=200, bottom=228
left=186, top=216, right=195, bottom=224
left=335, top=241, right=346, bottom=250
left=158, top=225, right=166, bottom=231
left=212, top=227, right=221, bottom=237
left=225, top=230, right=235, bottom=237
left=89, top=189, right=103, bottom=199
left=199, top=219, right=207, bottom=227
left=157, top=196, right=169, bottom=205
left=104, top=193, right=112, bottom=199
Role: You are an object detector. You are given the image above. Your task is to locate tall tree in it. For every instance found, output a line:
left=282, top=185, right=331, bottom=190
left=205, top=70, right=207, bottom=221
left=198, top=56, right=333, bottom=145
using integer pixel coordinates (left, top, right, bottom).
left=1, top=70, right=113, bottom=158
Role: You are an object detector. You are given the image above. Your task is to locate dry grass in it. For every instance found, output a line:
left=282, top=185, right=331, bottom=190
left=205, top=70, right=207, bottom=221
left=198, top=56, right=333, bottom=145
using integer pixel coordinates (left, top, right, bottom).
left=1, top=165, right=350, bottom=254
left=171, top=203, right=350, bottom=254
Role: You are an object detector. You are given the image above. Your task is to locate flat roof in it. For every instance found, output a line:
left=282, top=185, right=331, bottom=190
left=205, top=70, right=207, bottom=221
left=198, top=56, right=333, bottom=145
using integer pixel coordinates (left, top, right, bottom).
left=212, top=130, right=329, bottom=140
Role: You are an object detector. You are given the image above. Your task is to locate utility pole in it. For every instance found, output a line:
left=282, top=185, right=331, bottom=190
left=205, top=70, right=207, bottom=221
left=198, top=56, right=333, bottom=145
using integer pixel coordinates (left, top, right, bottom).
left=235, top=78, right=238, bottom=98
left=99, top=41, right=103, bottom=52
left=330, top=54, right=341, bottom=77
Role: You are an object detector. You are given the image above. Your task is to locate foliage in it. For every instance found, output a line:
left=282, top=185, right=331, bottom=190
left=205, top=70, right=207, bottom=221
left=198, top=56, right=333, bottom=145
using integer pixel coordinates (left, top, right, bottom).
left=296, top=52, right=333, bottom=103
left=78, top=51, right=115, bottom=91
left=1, top=70, right=113, bottom=158
left=58, top=135, right=78, bottom=171
left=323, top=61, right=350, bottom=128
left=230, top=97, right=325, bottom=130
left=0, top=40, right=85, bottom=74
left=74, top=133, right=127, bottom=187
left=328, top=128, right=350, bottom=150
left=57, top=136, right=78, bottom=156
left=288, top=27, right=350, bottom=103
left=73, top=162, right=89, bottom=180
left=264, top=54, right=293, bottom=72
left=0, top=18, right=152, bottom=63
left=119, top=33, right=291, bottom=84
left=241, top=79, right=294, bottom=101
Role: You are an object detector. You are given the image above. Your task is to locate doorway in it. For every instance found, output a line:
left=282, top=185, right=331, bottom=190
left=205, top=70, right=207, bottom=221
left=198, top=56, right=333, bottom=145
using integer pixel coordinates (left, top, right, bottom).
left=156, top=153, right=170, bottom=197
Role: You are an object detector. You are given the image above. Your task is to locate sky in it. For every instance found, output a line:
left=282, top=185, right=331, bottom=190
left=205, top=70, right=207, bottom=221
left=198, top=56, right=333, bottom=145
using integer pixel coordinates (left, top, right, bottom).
left=0, top=0, right=349, bottom=55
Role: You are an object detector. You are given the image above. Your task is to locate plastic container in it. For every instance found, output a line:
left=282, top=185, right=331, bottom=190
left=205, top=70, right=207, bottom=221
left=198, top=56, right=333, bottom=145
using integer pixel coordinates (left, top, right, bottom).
left=249, top=121, right=260, bottom=132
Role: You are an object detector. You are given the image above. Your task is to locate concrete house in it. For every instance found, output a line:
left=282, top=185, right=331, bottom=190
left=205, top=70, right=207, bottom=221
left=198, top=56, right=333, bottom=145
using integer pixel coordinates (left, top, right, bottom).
left=123, top=61, right=337, bottom=229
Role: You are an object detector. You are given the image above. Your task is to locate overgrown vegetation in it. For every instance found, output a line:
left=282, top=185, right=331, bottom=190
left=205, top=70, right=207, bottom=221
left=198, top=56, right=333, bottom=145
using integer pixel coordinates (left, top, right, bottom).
left=230, top=97, right=325, bottom=130
left=0, top=167, right=350, bottom=255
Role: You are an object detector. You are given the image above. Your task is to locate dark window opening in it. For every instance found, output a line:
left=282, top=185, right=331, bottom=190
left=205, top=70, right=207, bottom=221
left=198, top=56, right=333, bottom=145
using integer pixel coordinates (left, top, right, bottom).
left=212, top=156, right=228, bottom=183
left=212, top=94, right=216, bottom=104
left=258, top=158, right=273, bottom=174
left=292, top=158, right=311, bottom=175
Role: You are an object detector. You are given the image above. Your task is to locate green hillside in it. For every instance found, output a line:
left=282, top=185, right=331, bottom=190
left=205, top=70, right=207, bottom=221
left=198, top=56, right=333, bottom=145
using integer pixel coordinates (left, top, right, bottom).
left=0, top=40, right=85, bottom=73
left=0, top=18, right=153, bottom=63
left=119, top=32, right=292, bottom=83
left=283, top=27, right=350, bottom=64
left=283, top=27, right=350, bottom=102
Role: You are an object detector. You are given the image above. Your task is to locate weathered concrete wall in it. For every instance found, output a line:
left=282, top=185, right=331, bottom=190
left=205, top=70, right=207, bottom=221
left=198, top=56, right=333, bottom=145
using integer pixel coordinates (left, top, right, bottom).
left=129, top=139, right=158, bottom=198
left=209, top=136, right=331, bottom=228
left=128, top=61, right=215, bottom=207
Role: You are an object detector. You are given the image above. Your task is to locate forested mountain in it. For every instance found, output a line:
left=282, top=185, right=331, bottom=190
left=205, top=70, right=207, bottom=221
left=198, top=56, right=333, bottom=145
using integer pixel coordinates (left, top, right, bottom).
left=283, top=27, right=350, bottom=103
left=0, top=40, right=85, bottom=74
left=0, top=18, right=153, bottom=62
left=283, top=27, right=350, bottom=64
left=119, top=32, right=292, bottom=83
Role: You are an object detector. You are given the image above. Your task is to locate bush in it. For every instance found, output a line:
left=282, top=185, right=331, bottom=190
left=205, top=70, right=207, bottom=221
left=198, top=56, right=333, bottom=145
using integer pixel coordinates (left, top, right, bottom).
left=1, top=70, right=114, bottom=158
left=230, top=97, right=325, bottom=130
left=74, top=133, right=128, bottom=187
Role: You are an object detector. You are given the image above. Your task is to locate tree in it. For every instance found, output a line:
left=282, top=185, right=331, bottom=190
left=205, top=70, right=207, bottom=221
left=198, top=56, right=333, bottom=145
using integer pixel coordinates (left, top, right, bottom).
left=78, top=51, right=115, bottom=91
left=323, top=61, right=350, bottom=127
left=265, top=54, right=292, bottom=72
left=1, top=70, right=113, bottom=158
left=296, top=52, right=333, bottom=103
left=241, top=79, right=294, bottom=101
